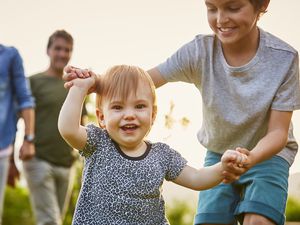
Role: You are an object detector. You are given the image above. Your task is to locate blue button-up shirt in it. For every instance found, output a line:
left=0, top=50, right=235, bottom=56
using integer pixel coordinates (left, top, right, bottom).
left=0, top=45, right=34, bottom=150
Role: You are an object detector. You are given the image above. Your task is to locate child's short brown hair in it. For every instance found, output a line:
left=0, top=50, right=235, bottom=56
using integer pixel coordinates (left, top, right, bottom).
left=96, top=65, right=157, bottom=116
left=249, top=0, right=268, bottom=13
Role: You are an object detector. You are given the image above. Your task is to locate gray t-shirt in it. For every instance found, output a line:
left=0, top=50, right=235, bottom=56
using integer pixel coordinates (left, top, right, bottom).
left=158, top=28, right=300, bottom=165
left=72, top=124, right=187, bottom=225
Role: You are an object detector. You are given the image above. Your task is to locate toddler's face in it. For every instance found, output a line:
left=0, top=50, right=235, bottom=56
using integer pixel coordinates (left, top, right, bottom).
left=97, top=81, right=155, bottom=152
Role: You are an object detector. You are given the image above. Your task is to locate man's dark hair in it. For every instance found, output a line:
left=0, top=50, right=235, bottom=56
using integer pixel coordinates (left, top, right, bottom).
left=47, top=30, right=73, bottom=50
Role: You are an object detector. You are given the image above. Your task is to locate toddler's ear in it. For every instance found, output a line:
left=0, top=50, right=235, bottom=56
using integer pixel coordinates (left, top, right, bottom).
left=152, top=105, right=157, bottom=124
left=96, top=108, right=106, bottom=128
left=99, top=120, right=106, bottom=128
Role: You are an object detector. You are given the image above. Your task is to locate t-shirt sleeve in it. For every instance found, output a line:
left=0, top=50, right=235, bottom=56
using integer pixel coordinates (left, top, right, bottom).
left=79, top=124, right=103, bottom=158
left=272, top=53, right=300, bottom=111
left=164, top=145, right=188, bottom=181
left=157, top=38, right=202, bottom=85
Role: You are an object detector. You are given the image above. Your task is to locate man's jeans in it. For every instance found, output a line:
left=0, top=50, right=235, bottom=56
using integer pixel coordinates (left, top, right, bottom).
left=23, top=157, right=75, bottom=225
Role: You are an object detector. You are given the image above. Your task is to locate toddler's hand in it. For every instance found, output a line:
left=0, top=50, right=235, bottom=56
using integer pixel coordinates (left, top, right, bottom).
left=63, top=65, right=98, bottom=93
left=71, top=76, right=96, bottom=93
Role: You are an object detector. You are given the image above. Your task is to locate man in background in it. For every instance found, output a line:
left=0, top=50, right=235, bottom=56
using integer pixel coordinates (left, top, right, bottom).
left=23, top=30, right=86, bottom=225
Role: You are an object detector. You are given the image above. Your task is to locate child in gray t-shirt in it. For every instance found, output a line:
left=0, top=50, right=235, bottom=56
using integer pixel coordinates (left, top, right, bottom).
left=62, top=1, right=300, bottom=223
left=147, top=1, right=300, bottom=225
left=59, top=65, right=247, bottom=225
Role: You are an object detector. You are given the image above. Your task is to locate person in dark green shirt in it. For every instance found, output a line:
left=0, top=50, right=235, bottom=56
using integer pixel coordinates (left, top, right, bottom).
left=23, top=30, right=86, bottom=225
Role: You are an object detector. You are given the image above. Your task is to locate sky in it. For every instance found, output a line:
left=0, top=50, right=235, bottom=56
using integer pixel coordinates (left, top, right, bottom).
left=2, top=0, right=300, bottom=201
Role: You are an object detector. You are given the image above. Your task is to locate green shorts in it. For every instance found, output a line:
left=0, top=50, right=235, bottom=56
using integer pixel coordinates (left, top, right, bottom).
left=194, top=151, right=290, bottom=225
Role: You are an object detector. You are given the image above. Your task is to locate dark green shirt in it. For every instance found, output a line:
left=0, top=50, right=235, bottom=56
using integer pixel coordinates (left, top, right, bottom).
left=30, top=72, right=86, bottom=167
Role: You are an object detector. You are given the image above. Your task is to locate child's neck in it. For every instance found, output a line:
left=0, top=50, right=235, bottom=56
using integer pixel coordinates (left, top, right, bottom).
left=222, top=28, right=260, bottom=67
left=119, top=141, right=147, bottom=158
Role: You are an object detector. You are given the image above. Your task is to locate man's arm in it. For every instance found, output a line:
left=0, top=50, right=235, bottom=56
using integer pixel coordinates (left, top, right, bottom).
left=8, top=107, right=35, bottom=186
left=63, top=66, right=168, bottom=90
left=19, top=108, right=35, bottom=160
left=9, top=48, right=35, bottom=161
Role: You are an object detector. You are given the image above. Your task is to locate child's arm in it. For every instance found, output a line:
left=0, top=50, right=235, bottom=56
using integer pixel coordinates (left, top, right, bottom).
left=173, top=150, right=247, bottom=191
left=236, top=110, right=292, bottom=171
left=58, top=75, right=96, bottom=150
left=147, top=67, right=167, bottom=88
left=63, top=66, right=167, bottom=90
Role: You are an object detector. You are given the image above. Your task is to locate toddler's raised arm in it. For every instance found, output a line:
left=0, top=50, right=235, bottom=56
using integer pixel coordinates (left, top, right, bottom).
left=58, top=75, right=95, bottom=150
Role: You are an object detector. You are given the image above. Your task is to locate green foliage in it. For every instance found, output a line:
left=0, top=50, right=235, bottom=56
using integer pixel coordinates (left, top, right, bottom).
left=286, top=197, right=300, bottom=221
left=166, top=199, right=195, bottom=225
left=2, top=186, right=34, bottom=225
left=2, top=162, right=83, bottom=225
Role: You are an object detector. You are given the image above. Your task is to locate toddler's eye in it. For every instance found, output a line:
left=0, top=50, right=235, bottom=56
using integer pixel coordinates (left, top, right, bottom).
left=136, top=104, right=146, bottom=109
left=112, top=105, right=122, bottom=110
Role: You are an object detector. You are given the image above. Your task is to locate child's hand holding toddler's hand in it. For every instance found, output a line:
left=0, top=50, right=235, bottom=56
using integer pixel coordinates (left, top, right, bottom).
left=221, top=149, right=249, bottom=184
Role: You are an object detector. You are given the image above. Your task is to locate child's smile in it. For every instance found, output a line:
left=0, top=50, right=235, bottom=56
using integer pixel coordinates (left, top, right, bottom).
left=98, top=80, right=155, bottom=153
left=120, top=124, right=139, bottom=133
